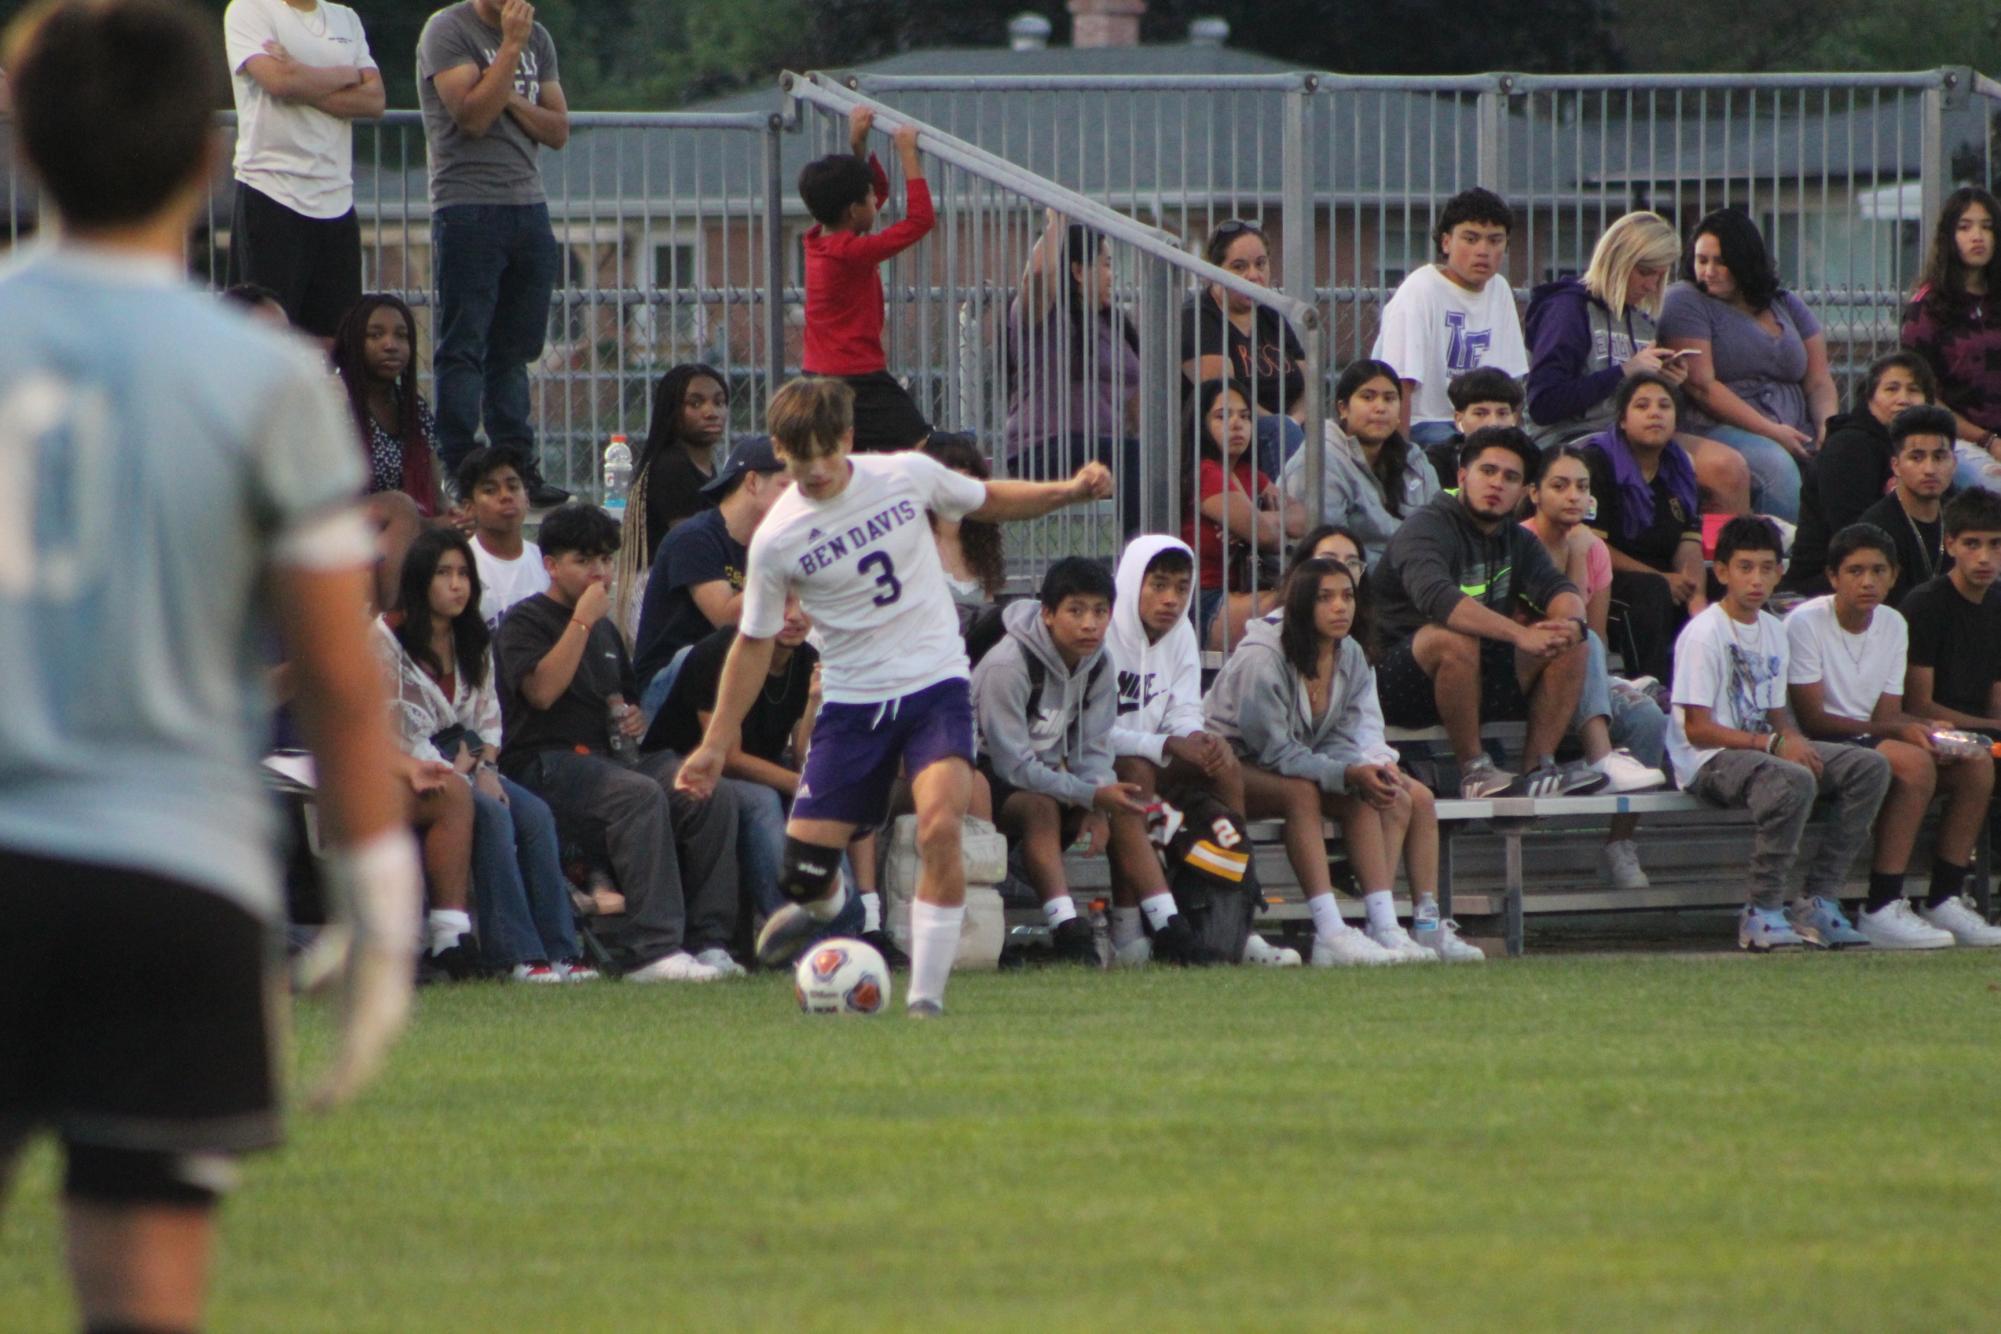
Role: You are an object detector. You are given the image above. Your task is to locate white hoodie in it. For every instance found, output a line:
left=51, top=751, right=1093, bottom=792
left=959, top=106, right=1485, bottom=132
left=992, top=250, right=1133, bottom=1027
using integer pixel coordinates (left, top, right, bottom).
left=1106, top=535, right=1209, bottom=764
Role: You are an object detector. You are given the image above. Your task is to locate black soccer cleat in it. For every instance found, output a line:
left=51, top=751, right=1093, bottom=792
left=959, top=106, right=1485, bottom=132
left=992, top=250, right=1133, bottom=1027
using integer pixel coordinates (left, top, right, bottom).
left=860, top=928, right=910, bottom=969
left=754, top=904, right=818, bottom=969
left=1048, top=916, right=1101, bottom=966
left=1148, top=915, right=1223, bottom=967
left=906, top=999, right=944, bottom=1019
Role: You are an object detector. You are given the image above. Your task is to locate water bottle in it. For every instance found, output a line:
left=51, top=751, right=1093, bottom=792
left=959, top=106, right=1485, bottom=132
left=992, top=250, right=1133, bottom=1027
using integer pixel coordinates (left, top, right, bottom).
left=602, top=433, right=632, bottom=517
left=606, top=693, right=639, bottom=765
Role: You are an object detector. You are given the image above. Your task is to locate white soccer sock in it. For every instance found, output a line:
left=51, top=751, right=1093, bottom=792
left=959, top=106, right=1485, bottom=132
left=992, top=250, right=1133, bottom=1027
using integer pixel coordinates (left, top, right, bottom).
left=1307, top=892, right=1346, bottom=940
left=1042, top=895, right=1079, bottom=928
left=907, top=899, right=963, bottom=1008
left=860, top=891, right=883, bottom=933
left=1139, top=891, right=1178, bottom=931
left=802, top=881, right=850, bottom=923
left=1109, top=906, right=1144, bottom=948
left=427, top=909, right=472, bottom=955
left=1363, top=890, right=1399, bottom=933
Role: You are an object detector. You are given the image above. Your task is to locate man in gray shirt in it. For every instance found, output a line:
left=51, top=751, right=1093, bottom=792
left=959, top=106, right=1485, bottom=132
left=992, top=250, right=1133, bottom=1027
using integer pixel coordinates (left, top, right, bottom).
left=417, top=0, right=571, bottom=503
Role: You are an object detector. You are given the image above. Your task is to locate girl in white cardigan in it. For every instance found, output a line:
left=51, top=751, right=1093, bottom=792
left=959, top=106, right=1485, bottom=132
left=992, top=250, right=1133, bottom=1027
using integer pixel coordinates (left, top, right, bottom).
left=375, top=529, right=592, bottom=982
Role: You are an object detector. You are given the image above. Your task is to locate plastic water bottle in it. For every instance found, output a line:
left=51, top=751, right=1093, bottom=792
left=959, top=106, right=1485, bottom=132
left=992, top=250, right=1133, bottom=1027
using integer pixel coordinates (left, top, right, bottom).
left=606, top=694, right=639, bottom=765
left=602, top=433, right=632, bottom=517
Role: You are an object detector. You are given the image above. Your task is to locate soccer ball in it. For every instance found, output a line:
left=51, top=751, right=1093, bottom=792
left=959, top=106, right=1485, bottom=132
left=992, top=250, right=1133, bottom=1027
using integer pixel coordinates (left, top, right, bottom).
left=794, top=938, right=892, bottom=1016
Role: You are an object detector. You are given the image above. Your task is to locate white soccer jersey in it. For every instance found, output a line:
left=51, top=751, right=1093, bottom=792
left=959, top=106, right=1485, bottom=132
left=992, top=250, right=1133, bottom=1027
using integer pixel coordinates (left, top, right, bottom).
left=740, top=451, right=987, bottom=704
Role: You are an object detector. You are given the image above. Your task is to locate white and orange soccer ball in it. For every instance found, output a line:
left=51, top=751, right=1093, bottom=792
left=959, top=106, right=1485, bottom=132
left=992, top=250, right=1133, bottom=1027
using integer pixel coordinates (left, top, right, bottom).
left=793, top=938, right=892, bottom=1016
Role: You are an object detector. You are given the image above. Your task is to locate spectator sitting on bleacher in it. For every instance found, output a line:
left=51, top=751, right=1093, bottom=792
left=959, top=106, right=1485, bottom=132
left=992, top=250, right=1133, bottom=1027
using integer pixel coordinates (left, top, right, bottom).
left=1579, top=373, right=1707, bottom=684
left=1370, top=427, right=1599, bottom=800
left=1786, top=352, right=1939, bottom=592
left=1279, top=359, right=1437, bottom=568
left=1900, top=487, right=2001, bottom=742
left=799, top=106, right=934, bottom=452
left=633, top=436, right=789, bottom=716
left=1522, top=444, right=1670, bottom=892
left=1180, top=218, right=1309, bottom=478
left=1185, top=376, right=1307, bottom=651
left=1102, top=535, right=1264, bottom=967
left=333, top=292, right=443, bottom=516
left=1847, top=407, right=1962, bottom=610
left=1409, top=366, right=1525, bottom=489
left=375, top=528, right=592, bottom=982
left=924, top=433, right=1008, bottom=634
left=971, top=558, right=1148, bottom=966
left=1902, top=186, right=2001, bottom=490
left=1373, top=188, right=1528, bottom=450
left=1666, top=516, right=1892, bottom=951
left=1784, top=523, right=2001, bottom=949
left=456, top=447, right=548, bottom=632
left=623, top=361, right=731, bottom=571
left=1208, top=557, right=1476, bottom=963
left=643, top=601, right=882, bottom=959
left=493, top=503, right=741, bottom=982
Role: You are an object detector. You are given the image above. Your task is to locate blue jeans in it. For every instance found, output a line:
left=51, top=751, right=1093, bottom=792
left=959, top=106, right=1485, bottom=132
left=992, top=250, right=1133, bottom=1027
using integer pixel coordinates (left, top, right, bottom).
left=1702, top=423, right=1802, bottom=522
left=432, top=202, right=561, bottom=469
left=1255, top=415, right=1307, bottom=482
left=471, top=775, right=581, bottom=967
left=1408, top=420, right=1460, bottom=448
left=639, top=644, right=695, bottom=719
left=730, top=778, right=865, bottom=937
left=1575, top=631, right=1668, bottom=768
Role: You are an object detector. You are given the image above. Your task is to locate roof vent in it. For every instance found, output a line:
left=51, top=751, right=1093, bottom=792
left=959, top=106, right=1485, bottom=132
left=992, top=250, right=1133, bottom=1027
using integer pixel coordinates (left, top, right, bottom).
left=1008, top=13, right=1053, bottom=51
left=1188, top=16, right=1229, bottom=46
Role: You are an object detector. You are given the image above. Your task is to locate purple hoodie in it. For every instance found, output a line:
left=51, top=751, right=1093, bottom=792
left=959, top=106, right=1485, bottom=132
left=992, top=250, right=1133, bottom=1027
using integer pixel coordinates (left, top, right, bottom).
left=1524, top=277, right=1653, bottom=442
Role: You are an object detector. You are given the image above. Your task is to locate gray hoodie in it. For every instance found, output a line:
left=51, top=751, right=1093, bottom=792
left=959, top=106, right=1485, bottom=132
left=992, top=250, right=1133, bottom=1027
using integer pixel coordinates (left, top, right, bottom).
left=971, top=598, right=1118, bottom=809
left=1278, top=419, right=1441, bottom=566
left=1202, top=617, right=1397, bottom=794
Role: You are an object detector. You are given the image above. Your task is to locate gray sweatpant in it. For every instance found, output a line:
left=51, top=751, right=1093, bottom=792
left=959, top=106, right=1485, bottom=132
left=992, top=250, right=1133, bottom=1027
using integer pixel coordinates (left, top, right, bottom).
left=518, top=748, right=739, bottom=968
left=1685, top=742, right=1892, bottom=910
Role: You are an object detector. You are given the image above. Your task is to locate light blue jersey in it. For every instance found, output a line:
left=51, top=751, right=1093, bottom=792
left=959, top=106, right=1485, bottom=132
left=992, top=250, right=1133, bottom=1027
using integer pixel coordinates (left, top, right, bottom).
left=0, top=244, right=366, bottom=918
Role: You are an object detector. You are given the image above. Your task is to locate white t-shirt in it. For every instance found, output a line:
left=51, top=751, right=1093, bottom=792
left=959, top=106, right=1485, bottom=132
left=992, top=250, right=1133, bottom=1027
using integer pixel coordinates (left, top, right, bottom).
left=1784, top=595, right=1907, bottom=725
left=741, top=452, right=988, bottom=704
left=1371, top=264, right=1528, bottom=426
left=225, top=0, right=375, bottom=218
left=474, top=536, right=549, bottom=631
left=1668, top=603, right=1790, bottom=781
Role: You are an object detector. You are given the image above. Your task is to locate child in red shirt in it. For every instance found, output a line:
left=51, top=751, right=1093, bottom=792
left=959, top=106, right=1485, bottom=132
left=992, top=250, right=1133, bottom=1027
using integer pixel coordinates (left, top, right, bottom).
left=800, top=107, right=936, bottom=451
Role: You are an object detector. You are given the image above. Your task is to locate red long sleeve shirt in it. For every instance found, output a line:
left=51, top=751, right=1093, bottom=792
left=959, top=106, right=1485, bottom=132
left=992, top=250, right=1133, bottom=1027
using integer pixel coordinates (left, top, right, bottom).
left=801, top=156, right=935, bottom=376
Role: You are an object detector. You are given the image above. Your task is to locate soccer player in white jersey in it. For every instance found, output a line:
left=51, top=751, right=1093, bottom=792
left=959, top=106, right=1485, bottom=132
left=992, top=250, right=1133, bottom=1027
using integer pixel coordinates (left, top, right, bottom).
left=678, top=377, right=1112, bottom=1015
left=0, top=5, right=418, bottom=1329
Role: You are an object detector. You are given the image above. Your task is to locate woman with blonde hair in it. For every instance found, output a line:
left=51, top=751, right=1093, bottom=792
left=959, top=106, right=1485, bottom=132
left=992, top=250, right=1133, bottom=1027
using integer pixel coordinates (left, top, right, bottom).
left=1526, top=211, right=1751, bottom=513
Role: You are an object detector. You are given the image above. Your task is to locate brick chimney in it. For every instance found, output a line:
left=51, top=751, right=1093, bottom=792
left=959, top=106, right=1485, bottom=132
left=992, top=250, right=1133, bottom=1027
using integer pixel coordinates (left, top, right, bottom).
left=1068, top=0, right=1144, bottom=48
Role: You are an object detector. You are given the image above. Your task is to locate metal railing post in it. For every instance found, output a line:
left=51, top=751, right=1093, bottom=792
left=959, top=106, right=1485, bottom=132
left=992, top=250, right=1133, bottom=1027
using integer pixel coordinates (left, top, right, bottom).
left=763, top=111, right=788, bottom=400
left=1920, top=68, right=1960, bottom=243
left=1476, top=74, right=1514, bottom=193
left=1282, top=75, right=1314, bottom=316
left=1300, top=312, right=1325, bottom=526
left=1138, top=255, right=1179, bottom=535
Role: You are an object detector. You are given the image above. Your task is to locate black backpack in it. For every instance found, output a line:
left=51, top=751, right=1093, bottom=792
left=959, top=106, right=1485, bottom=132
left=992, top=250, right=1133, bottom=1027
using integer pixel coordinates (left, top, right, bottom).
left=1150, top=788, right=1260, bottom=961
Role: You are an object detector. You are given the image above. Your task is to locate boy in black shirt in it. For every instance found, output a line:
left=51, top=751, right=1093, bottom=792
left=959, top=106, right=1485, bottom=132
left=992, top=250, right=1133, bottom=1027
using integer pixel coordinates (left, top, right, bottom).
left=494, top=504, right=741, bottom=980
left=1854, top=406, right=1957, bottom=609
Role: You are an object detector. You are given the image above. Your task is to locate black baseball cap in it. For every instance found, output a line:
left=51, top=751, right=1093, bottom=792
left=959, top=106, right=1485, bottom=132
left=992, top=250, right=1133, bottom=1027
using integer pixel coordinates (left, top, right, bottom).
left=700, top=435, right=784, bottom=499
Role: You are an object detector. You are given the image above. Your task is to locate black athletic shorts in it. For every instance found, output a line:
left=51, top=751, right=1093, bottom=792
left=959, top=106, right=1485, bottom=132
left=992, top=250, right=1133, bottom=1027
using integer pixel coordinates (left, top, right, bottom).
left=1376, top=634, right=1531, bottom=729
left=0, top=848, right=283, bottom=1159
left=840, top=370, right=932, bottom=452
left=978, top=759, right=1088, bottom=842
left=227, top=181, right=363, bottom=339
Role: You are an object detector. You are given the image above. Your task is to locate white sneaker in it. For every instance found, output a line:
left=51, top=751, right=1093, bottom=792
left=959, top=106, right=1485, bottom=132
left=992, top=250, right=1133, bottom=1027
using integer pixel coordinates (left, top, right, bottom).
left=1598, top=839, right=1651, bottom=891
left=1410, top=917, right=1485, bottom=962
left=1856, top=900, right=1954, bottom=951
left=1364, top=921, right=1440, bottom=963
left=694, top=947, right=749, bottom=977
left=1113, top=936, right=1153, bottom=968
left=509, top=962, right=565, bottom=984
left=1241, top=932, right=1302, bottom=967
left=1591, top=749, right=1666, bottom=793
left=1918, top=896, right=2001, bottom=947
left=626, top=950, right=725, bottom=983
left=1310, top=924, right=1394, bottom=966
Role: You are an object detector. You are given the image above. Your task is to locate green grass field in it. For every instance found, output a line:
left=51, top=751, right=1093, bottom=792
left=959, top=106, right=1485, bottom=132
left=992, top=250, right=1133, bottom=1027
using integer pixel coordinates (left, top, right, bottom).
left=5, top=949, right=2000, bottom=1331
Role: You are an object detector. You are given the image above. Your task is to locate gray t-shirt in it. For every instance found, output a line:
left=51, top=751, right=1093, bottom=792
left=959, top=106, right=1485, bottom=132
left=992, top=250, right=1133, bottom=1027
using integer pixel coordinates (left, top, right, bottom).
left=416, top=2, right=560, bottom=208
left=1656, top=281, right=1821, bottom=436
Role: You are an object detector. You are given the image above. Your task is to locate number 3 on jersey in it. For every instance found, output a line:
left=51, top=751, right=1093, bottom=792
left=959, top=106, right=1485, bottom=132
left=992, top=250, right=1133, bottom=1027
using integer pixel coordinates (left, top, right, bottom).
left=858, top=551, right=902, bottom=606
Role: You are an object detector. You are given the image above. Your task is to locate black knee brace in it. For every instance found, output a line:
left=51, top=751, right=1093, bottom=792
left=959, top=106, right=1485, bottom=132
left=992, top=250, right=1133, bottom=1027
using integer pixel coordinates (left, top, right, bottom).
left=64, top=1142, right=231, bottom=1208
left=780, top=837, right=843, bottom=905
